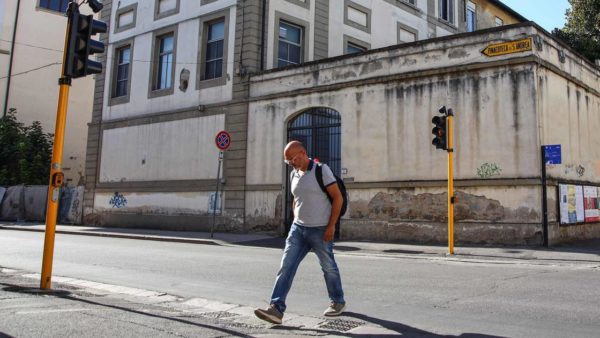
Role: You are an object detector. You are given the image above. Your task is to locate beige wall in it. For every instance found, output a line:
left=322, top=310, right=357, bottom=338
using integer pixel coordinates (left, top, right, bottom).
left=0, top=1, right=95, bottom=185
left=246, top=24, right=600, bottom=244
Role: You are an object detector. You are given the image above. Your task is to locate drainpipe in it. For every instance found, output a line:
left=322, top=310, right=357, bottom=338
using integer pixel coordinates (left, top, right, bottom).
left=3, top=0, right=20, bottom=118
left=260, top=0, right=266, bottom=71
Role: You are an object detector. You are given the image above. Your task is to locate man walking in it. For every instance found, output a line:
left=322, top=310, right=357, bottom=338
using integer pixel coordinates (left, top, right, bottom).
left=254, top=141, right=346, bottom=324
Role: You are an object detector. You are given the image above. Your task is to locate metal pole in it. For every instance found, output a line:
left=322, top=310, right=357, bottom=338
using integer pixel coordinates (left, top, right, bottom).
left=447, top=110, right=455, bottom=255
left=541, top=146, right=549, bottom=247
left=40, top=79, right=70, bottom=289
left=210, top=151, right=223, bottom=238
left=3, top=0, right=21, bottom=117
left=40, top=3, right=75, bottom=290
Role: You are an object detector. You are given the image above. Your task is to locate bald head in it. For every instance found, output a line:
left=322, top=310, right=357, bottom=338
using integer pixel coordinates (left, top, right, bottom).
left=284, top=141, right=309, bottom=170
left=284, top=140, right=305, bottom=155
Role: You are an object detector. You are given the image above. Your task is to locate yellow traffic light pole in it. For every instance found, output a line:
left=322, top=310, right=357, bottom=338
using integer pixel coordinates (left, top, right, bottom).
left=447, top=110, right=455, bottom=255
left=40, top=9, right=74, bottom=290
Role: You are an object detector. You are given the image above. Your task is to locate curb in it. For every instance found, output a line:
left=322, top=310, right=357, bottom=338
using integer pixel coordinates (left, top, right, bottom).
left=0, top=225, right=223, bottom=246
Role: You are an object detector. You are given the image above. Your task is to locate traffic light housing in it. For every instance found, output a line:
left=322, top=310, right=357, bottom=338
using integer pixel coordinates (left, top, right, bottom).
left=64, top=6, right=107, bottom=78
left=432, top=107, right=448, bottom=150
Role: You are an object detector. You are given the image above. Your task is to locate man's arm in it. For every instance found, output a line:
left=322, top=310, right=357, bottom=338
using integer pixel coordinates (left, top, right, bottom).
left=323, top=182, right=343, bottom=242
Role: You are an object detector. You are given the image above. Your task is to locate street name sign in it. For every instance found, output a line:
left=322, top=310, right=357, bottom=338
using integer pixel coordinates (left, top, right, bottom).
left=543, top=144, right=561, bottom=165
left=481, top=38, right=532, bottom=57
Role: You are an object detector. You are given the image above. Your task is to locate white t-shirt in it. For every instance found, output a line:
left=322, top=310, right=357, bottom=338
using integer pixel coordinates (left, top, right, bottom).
left=290, top=160, right=336, bottom=227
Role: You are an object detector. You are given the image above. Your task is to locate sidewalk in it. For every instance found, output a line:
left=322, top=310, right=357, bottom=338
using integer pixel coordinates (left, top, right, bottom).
left=1, top=222, right=599, bottom=266
left=0, top=267, right=407, bottom=337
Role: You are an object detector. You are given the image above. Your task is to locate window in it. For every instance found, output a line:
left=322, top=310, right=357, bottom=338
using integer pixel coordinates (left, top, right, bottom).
left=278, top=21, right=303, bottom=67
left=495, top=17, right=504, bottom=27
left=403, top=0, right=416, bottom=4
left=397, top=23, right=418, bottom=43
left=398, top=28, right=416, bottom=42
left=466, top=1, right=476, bottom=32
left=198, top=10, right=229, bottom=89
left=39, top=0, right=69, bottom=13
left=115, top=4, right=138, bottom=33
left=204, top=20, right=225, bottom=80
left=346, top=42, right=366, bottom=54
left=344, top=0, right=371, bottom=33
left=438, top=0, right=454, bottom=24
left=153, top=33, right=174, bottom=91
left=155, top=0, right=180, bottom=20
left=114, top=46, right=131, bottom=98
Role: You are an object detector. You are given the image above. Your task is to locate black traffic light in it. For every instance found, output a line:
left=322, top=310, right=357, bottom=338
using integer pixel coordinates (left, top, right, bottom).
left=64, top=5, right=107, bottom=78
left=432, top=106, right=448, bottom=150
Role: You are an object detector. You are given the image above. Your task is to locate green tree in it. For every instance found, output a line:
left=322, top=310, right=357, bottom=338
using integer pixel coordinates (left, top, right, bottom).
left=0, top=108, right=53, bottom=186
left=552, top=0, right=600, bottom=63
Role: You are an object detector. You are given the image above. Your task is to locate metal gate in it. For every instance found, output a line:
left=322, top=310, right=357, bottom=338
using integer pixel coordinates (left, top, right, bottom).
left=285, top=107, right=341, bottom=233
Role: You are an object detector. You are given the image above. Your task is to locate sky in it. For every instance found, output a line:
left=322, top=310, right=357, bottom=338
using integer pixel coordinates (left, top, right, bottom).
left=499, top=0, right=571, bottom=32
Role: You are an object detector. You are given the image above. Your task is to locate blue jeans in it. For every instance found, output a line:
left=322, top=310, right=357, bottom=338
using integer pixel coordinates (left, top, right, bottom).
left=270, top=223, right=345, bottom=314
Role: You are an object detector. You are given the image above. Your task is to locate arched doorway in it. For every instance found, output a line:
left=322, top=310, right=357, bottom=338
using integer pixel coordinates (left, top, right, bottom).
left=285, top=107, right=341, bottom=234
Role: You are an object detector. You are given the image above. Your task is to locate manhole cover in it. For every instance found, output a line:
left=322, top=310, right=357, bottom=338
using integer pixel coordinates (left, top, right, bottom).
left=199, top=311, right=239, bottom=319
left=225, top=322, right=261, bottom=329
left=318, top=319, right=364, bottom=331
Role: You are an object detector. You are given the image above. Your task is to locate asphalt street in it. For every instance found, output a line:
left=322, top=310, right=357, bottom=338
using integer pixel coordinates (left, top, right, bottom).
left=1, top=228, right=599, bottom=337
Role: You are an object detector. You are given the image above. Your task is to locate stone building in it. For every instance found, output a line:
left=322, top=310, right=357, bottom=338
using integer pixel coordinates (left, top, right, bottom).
left=83, top=1, right=600, bottom=245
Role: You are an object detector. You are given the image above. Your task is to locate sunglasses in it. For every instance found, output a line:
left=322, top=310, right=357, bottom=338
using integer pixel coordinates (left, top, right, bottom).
left=284, top=152, right=302, bottom=165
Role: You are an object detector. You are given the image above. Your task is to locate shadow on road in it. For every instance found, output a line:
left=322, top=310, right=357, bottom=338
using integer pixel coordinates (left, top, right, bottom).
left=1, top=282, right=250, bottom=338
left=270, top=311, right=504, bottom=337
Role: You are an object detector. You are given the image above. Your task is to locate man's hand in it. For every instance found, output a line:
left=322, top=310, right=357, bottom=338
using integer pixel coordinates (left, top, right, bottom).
left=324, top=182, right=343, bottom=242
left=323, top=225, right=336, bottom=242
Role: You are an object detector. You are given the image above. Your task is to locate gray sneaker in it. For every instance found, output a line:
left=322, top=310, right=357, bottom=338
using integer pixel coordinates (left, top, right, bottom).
left=254, top=305, right=283, bottom=324
left=323, top=302, right=346, bottom=316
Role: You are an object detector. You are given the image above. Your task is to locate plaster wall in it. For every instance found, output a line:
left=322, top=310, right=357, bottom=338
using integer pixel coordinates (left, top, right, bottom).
left=99, top=114, right=225, bottom=182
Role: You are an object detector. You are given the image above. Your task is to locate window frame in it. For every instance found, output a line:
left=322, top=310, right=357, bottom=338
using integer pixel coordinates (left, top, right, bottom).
left=109, top=39, right=134, bottom=106
left=197, top=9, right=230, bottom=90
left=344, top=0, right=372, bottom=34
left=148, top=26, right=178, bottom=99
left=397, top=22, right=418, bottom=43
left=114, top=3, right=138, bottom=34
left=495, top=16, right=504, bottom=27
left=438, top=0, right=455, bottom=25
left=343, top=35, right=370, bottom=55
left=273, top=12, right=310, bottom=69
left=154, top=0, right=180, bottom=21
left=466, top=1, right=476, bottom=32
left=37, top=0, right=69, bottom=14
left=284, top=0, right=311, bottom=9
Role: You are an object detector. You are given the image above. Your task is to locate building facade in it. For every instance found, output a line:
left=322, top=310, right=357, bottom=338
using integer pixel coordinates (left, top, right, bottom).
left=82, top=0, right=600, bottom=246
left=0, top=0, right=96, bottom=186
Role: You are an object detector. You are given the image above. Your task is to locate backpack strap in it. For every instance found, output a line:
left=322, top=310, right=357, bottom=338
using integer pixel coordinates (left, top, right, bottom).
left=315, top=163, right=332, bottom=202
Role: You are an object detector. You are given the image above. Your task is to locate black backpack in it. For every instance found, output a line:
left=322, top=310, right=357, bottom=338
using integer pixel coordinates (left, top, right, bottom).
left=315, top=163, right=348, bottom=217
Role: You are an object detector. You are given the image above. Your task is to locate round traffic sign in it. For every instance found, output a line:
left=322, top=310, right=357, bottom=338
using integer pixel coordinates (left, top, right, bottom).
left=215, top=131, right=231, bottom=151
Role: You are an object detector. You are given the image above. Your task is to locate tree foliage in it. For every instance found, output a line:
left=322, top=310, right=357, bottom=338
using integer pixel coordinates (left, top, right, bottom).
left=0, top=108, right=53, bottom=186
left=552, top=0, right=600, bottom=63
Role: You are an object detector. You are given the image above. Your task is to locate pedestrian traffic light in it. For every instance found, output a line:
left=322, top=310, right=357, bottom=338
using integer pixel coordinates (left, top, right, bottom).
left=64, top=6, right=107, bottom=78
left=432, top=106, right=448, bottom=150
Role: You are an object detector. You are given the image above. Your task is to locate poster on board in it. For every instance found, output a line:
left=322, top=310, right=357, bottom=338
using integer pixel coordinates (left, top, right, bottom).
left=559, top=184, right=586, bottom=224
left=583, top=186, right=599, bottom=222
left=575, top=186, right=585, bottom=223
left=560, top=184, right=578, bottom=224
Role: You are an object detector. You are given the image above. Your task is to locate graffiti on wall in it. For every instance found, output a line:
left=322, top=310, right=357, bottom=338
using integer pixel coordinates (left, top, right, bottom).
left=477, top=163, right=502, bottom=178
left=564, top=164, right=585, bottom=177
left=109, top=192, right=127, bottom=208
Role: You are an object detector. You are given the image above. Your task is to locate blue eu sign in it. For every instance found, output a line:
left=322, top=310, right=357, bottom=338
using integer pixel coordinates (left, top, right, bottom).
left=543, top=145, right=561, bottom=165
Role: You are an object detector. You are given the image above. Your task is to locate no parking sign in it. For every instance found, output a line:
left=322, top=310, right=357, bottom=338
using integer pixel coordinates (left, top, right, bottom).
left=215, top=131, right=231, bottom=151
